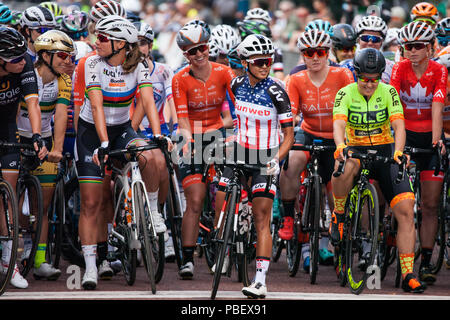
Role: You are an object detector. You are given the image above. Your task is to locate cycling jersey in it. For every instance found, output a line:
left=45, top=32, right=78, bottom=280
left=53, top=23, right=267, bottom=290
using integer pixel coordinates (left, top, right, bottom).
left=0, top=53, right=38, bottom=125
left=229, top=75, right=293, bottom=150
left=286, top=66, right=354, bottom=139
left=390, top=59, right=448, bottom=133
left=333, top=82, right=404, bottom=146
left=272, top=47, right=284, bottom=73
left=80, top=54, right=153, bottom=126
left=73, top=49, right=96, bottom=108
left=172, top=62, right=235, bottom=134
left=340, top=57, right=394, bottom=84
left=17, top=69, right=72, bottom=138
left=139, top=60, right=174, bottom=132
left=442, top=78, right=450, bottom=135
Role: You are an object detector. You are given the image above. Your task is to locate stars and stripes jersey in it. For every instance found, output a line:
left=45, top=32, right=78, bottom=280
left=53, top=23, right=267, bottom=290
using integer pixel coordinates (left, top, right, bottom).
left=229, top=75, right=293, bottom=150
left=80, top=54, right=153, bottom=126
left=286, top=66, right=354, bottom=140
left=390, top=59, right=448, bottom=133
left=172, top=62, right=235, bottom=134
left=0, top=53, right=38, bottom=125
left=17, top=68, right=72, bottom=138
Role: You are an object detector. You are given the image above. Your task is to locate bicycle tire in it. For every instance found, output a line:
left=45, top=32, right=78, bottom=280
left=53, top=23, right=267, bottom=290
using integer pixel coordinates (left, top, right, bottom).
left=271, top=218, right=283, bottom=262
left=211, top=186, right=237, bottom=300
left=134, top=184, right=157, bottom=294
left=431, top=191, right=447, bottom=274
left=0, top=180, right=20, bottom=295
left=345, top=183, right=379, bottom=295
left=201, top=210, right=216, bottom=271
left=17, top=174, right=43, bottom=277
left=309, top=175, right=321, bottom=284
left=46, top=180, right=64, bottom=269
left=286, top=219, right=301, bottom=277
left=165, top=175, right=183, bottom=269
left=112, top=176, right=137, bottom=286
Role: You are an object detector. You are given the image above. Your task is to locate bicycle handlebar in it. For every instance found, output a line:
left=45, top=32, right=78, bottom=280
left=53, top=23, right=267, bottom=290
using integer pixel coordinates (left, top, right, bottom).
left=403, top=145, right=442, bottom=177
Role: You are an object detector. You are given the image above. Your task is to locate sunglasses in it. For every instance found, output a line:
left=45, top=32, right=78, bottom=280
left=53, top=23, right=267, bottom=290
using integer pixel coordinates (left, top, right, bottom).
left=336, top=46, right=355, bottom=53
left=302, top=48, right=328, bottom=58
left=404, top=42, right=427, bottom=51
left=185, top=44, right=208, bottom=56
left=359, top=34, right=383, bottom=43
left=33, top=27, right=52, bottom=34
left=5, top=55, right=25, bottom=64
left=358, top=76, right=380, bottom=83
left=96, top=33, right=110, bottom=43
left=54, top=51, right=76, bottom=63
left=246, top=57, right=273, bottom=67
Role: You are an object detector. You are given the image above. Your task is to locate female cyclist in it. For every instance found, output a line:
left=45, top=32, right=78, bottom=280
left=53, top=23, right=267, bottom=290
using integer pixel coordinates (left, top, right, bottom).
left=0, top=26, right=45, bottom=289
left=76, top=15, right=161, bottom=290
left=216, top=34, right=294, bottom=298
left=172, top=20, right=236, bottom=279
left=278, top=29, right=354, bottom=267
left=17, top=30, right=75, bottom=282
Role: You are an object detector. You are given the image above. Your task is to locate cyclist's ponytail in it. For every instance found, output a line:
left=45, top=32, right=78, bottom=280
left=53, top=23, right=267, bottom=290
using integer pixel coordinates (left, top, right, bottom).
left=122, top=42, right=143, bottom=74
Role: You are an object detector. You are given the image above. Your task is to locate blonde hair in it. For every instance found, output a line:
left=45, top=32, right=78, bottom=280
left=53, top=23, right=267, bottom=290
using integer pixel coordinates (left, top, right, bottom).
left=122, top=43, right=144, bottom=73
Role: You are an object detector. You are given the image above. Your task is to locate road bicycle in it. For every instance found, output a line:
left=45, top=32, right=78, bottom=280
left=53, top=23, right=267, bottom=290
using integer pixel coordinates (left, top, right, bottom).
left=333, top=148, right=405, bottom=294
left=16, top=147, right=43, bottom=278
left=288, top=141, right=336, bottom=284
left=0, top=141, right=36, bottom=295
left=105, top=143, right=164, bottom=294
left=210, top=156, right=271, bottom=300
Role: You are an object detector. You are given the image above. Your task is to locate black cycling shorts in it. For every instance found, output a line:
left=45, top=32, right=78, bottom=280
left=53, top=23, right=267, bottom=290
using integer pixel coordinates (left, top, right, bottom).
left=0, top=123, right=20, bottom=174
left=75, top=119, right=146, bottom=184
left=348, top=143, right=414, bottom=207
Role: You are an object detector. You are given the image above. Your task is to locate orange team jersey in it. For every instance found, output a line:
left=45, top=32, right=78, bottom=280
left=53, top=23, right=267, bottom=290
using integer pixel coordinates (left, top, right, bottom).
left=172, top=62, right=235, bottom=134
left=443, top=78, right=450, bottom=135
left=73, top=49, right=97, bottom=108
left=390, top=59, right=448, bottom=132
left=286, top=66, right=354, bottom=139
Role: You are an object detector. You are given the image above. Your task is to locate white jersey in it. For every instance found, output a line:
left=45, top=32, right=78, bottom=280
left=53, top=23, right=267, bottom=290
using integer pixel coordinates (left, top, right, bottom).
left=17, top=68, right=72, bottom=138
left=140, top=61, right=174, bottom=129
left=80, top=54, right=152, bottom=126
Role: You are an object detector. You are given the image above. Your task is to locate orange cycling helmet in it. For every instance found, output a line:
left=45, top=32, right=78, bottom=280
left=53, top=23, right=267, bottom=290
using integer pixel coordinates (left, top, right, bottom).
left=411, top=2, right=439, bottom=23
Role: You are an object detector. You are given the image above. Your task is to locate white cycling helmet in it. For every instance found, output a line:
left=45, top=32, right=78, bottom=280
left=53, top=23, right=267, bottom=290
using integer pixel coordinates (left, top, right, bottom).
left=297, top=29, right=332, bottom=50
left=355, top=15, right=388, bottom=38
left=134, top=21, right=154, bottom=42
left=236, top=34, right=274, bottom=58
left=20, top=5, right=56, bottom=28
left=95, top=15, right=138, bottom=43
left=89, top=0, right=126, bottom=23
left=437, top=45, right=450, bottom=69
left=176, top=21, right=211, bottom=50
left=208, top=38, right=220, bottom=58
left=245, top=8, right=271, bottom=24
left=74, top=40, right=93, bottom=61
left=210, top=25, right=240, bottom=55
left=398, top=20, right=435, bottom=44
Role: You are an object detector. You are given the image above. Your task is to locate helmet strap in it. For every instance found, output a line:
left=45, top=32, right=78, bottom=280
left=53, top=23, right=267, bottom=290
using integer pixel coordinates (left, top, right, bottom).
left=41, top=52, right=60, bottom=77
left=105, top=40, right=125, bottom=60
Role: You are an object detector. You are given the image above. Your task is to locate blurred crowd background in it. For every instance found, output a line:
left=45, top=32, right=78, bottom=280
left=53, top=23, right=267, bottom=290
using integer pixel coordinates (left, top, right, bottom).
left=6, top=0, right=450, bottom=72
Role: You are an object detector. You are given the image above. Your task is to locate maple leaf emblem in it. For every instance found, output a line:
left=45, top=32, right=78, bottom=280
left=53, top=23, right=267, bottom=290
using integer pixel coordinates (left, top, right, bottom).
left=399, top=82, right=433, bottom=114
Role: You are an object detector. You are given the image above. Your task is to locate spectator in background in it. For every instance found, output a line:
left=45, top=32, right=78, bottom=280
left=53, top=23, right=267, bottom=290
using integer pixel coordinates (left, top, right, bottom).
left=389, top=6, right=407, bottom=28
left=272, top=0, right=300, bottom=43
left=309, top=0, right=335, bottom=25
left=213, top=0, right=237, bottom=26
left=287, top=6, right=310, bottom=50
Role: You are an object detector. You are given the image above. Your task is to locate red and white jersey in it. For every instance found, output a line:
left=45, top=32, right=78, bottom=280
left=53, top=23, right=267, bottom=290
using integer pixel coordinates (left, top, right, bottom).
left=390, top=59, right=448, bottom=132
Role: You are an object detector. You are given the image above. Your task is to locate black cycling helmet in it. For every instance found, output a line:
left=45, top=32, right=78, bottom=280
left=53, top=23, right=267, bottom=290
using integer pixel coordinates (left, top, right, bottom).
left=331, top=23, right=356, bottom=49
left=353, top=48, right=386, bottom=75
left=236, top=19, right=271, bottom=39
left=0, top=26, right=27, bottom=61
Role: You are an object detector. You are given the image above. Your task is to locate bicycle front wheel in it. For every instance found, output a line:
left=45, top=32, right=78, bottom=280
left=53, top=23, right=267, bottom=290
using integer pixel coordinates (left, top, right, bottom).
left=46, top=180, right=64, bottom=269
left=309, top=175, right=322, bottom=284
left=165, top=175, right=183, bottom=269
left=17, top=174, right=43, bottom=277
left=211, top=186, right=237, bottom=300
left=0, top=180, right=20, bottom=295
left=345, top=183, right=379, bottom=295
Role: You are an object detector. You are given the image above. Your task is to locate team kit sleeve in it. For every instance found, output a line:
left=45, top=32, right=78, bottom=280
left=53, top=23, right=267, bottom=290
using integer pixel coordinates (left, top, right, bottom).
left=84, top=56, right=102, bottom=93
left=163, top=66, right=174, bottom=100
left=172, top=72, right=189, bottom=119
left=342, top=67, right=356, bottom=85
left=386, top=84, right=404, bottom=122
left=389, top=62, right=401, bottom=97
left=20, top=54, right=39, bottom=101
left=57, top=73, right=73, bottom=106
left=433, top=64, right=448, bottom=104
left=333, top=86, right=349, bottom=122
left=73, top=56, right=87, bottom=107
left=285, top=75, right=300, bottom=117
left=269, top=82, right=293, bottom=128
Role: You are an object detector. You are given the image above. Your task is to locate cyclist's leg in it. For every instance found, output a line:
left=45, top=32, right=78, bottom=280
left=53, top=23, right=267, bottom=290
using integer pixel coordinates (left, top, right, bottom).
left=329, top=156, right=360, bottom=244
left=97, top=170, right=114, bottom=279
left=279, top=149, right=307, bottom=240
